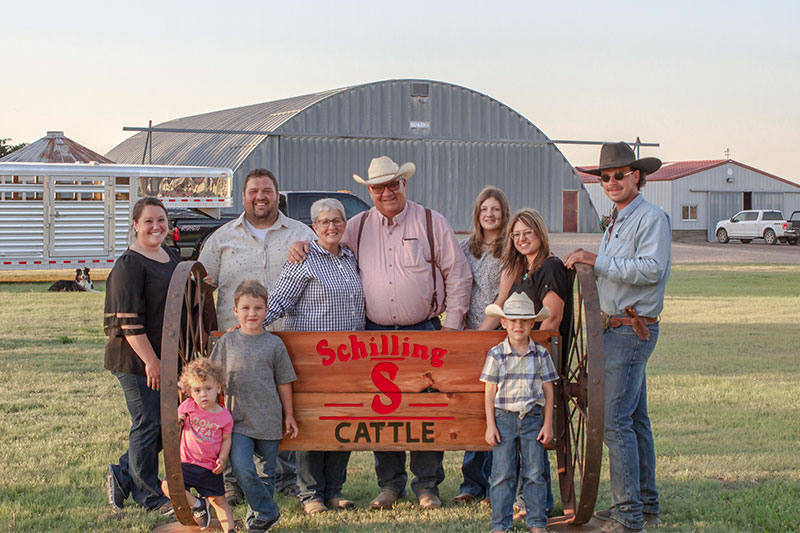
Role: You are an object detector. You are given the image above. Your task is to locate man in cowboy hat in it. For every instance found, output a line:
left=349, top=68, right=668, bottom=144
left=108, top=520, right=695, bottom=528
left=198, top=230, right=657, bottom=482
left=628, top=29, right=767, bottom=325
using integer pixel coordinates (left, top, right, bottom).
left=288, top=155, right=472, bottom=509
left=565, top=142, right=671, bottom=533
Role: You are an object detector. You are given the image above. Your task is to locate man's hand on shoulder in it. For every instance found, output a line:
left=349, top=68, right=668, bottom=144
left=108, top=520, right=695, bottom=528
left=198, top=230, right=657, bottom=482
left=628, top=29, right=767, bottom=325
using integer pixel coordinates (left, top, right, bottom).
left=287, top=241, right=310, bottom=264
left=564, top=248, right=597, bottom=269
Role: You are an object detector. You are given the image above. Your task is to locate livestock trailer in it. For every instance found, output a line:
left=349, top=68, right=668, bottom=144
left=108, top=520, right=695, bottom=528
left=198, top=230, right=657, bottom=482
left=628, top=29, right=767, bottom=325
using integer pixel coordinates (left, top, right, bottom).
left=0, top=162, right=232, bottom=270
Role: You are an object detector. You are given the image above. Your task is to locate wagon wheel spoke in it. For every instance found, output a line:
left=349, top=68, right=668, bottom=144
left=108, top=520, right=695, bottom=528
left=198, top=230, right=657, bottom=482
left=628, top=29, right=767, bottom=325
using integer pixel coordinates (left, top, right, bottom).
left=554, top=264, right=604, bottom=525
left=160, top=261, right=217, bottom=526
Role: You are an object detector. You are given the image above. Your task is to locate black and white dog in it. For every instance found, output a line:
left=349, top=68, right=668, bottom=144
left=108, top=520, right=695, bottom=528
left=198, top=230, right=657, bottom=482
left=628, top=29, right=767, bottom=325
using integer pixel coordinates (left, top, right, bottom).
left=48, top=268, right=97, bottom=292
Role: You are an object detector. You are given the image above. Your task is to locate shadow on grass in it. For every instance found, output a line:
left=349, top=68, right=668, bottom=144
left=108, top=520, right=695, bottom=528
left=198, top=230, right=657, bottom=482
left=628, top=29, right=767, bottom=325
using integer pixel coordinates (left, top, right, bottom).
left=2, top=478, right=798, bottom=532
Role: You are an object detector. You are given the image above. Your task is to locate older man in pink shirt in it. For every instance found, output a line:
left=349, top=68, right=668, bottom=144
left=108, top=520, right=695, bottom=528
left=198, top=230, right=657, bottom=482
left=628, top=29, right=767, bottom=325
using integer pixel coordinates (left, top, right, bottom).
left=289, top=156, right=472, bottom=509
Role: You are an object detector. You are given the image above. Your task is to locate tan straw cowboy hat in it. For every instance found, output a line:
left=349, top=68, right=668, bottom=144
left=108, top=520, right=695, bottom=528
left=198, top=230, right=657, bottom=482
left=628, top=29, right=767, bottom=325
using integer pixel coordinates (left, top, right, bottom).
left=353, top=156, right=416, bottom=186
left=485, top=291, right=550, bottom=321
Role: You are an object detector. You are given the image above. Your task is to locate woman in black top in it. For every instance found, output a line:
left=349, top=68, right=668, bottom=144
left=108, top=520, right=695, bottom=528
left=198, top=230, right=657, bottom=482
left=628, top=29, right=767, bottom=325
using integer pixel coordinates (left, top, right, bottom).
left=104, top=197, right=180, bottom=513
left=480, top=208, right=573, bottom=518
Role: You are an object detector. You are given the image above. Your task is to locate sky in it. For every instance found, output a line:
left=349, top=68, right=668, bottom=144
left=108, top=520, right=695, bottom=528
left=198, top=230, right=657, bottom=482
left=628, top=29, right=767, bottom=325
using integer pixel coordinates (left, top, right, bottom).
left=3, top=0, right=799, bottom=182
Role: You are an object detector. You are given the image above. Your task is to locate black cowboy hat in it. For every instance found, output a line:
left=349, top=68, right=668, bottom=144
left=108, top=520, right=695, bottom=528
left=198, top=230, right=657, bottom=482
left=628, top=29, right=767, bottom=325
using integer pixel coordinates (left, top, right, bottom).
left=576, top=142, right=662, bottom=176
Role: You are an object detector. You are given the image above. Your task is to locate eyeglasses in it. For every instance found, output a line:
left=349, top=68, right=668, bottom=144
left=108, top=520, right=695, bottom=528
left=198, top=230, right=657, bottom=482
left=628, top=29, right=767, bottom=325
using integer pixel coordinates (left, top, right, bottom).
left=600, top=170, right=636, bottom=183
left=369, top=180, right=403, bottom=194
left=511, top=229, right=536, bottom=241
left=315, top=217, right=345, bottom=228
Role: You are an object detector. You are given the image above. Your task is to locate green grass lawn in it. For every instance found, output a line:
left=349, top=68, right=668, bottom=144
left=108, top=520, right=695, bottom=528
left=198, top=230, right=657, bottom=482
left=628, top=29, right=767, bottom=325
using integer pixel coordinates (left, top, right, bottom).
left=1, top=264, right=799, bottom=532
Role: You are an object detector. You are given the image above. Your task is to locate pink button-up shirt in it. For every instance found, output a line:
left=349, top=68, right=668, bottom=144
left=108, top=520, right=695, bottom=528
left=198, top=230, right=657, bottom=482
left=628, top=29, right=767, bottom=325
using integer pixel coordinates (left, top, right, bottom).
left=341, top=200, right=472, bottom=329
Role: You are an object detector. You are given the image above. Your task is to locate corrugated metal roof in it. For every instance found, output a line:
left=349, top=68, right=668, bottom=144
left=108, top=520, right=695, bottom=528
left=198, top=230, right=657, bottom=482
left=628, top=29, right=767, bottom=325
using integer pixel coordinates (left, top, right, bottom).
left=106, top=88, right=346, bottom=168
left=105, top=79, right=601, bottom=231
left=0, top=131, right=113, bottom=163
left=577, top=159, right=800, bottom=189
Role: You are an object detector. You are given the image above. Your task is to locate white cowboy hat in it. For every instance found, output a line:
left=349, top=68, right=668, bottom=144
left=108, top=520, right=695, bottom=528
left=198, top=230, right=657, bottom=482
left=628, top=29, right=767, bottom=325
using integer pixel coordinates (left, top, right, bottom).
left=353, top=156, right=416, bottom=186
left=485, top=291, right=550, bottom=321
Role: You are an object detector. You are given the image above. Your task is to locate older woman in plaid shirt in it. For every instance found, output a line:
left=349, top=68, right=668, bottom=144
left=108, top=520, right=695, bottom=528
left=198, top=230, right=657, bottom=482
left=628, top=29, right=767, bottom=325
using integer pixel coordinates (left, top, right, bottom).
left=262, top=197, right=364, bottom=514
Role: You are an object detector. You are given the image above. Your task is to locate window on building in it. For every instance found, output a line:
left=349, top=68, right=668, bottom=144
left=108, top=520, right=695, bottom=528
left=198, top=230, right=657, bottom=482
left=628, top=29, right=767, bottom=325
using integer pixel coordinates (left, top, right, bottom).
left=681, top=205, right=697, bottom=221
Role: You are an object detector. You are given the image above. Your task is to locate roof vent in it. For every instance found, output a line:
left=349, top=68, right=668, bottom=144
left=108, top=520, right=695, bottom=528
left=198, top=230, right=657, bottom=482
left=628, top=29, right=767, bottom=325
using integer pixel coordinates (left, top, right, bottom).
left=411, top=83, right=429, bottom=98
left=46, top=131, right=65, bottom=138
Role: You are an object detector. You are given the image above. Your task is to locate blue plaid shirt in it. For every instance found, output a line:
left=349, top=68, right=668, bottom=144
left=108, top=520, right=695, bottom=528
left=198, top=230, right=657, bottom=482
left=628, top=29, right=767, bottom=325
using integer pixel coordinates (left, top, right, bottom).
left=263, top=241, right=365, bottom=331
left=480, top=338, right=558, bottom=417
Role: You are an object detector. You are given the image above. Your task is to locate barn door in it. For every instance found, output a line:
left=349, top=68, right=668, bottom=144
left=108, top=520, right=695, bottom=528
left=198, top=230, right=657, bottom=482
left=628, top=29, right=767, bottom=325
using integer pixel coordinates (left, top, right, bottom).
left=562, top=190, right=578, bottom=232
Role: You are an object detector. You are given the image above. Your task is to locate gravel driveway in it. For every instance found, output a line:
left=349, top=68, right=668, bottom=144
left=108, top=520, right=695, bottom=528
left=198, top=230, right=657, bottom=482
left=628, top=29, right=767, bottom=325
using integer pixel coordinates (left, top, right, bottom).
left=549, top=233, right=800, bottom=265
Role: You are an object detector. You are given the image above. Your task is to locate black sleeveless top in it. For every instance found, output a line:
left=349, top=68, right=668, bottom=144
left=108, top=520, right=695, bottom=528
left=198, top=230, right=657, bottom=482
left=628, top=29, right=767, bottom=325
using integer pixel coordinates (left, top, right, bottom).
left=509, top=255, right=574, bottom=365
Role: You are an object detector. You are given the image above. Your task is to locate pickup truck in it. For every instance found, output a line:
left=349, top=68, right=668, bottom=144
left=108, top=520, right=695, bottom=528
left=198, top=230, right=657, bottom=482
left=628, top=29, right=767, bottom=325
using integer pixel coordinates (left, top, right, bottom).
left=714, top=209, right=796, bottom=245
left=787, top=211, right=800, bottom=245
left=167, top=190, right=370, bottom=259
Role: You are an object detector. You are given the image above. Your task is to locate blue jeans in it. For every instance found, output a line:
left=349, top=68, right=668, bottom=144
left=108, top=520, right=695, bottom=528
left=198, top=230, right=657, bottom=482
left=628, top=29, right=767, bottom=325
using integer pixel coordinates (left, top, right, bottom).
left=275, top=451, right=297, bottom=492
left=490, top=406, right=548, bottom=530
left=366, top=317, right=445, bottom=497
left=513, top=451, right=554, bottom=516
left=296, top=451, right=351, bottom=504
left=604, top=324, right=660, bottom=530
left=230, top=433, right=280, bottom=525
left=111, top=372, right=169, bottom=510
left=459, top=450, right=491, bottom=498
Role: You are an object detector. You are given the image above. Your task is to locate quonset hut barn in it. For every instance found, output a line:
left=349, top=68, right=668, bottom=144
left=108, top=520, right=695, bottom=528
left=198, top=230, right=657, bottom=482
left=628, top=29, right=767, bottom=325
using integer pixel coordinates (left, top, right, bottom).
left=107, top=79, right=599, bottom=232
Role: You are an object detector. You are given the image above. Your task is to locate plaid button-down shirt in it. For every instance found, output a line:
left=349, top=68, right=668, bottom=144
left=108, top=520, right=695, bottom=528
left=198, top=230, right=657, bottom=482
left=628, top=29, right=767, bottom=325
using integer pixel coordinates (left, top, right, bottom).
left=198, top=211, right=315, bottom=331
left=480, top=338, right=558, bottom=417
left=263, top=241, right=365, bottom=332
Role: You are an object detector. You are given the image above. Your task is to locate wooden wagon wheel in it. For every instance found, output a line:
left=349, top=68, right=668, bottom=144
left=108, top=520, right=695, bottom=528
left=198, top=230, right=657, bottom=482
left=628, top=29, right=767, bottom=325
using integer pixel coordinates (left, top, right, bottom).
left=159, top=261, right=218, bottom=528
left=551, top=263, right=605, bottom=527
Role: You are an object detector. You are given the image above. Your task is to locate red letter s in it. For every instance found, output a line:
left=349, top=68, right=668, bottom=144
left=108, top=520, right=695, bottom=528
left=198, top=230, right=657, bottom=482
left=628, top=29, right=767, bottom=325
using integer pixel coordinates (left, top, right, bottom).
left=317, top=339, right=335, bottom=366
left=371, top=362, right=402, bottom=414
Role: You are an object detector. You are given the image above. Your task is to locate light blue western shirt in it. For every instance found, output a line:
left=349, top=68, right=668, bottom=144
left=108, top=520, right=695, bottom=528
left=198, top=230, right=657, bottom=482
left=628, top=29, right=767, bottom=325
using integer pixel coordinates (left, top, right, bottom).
left=593, top=194, right=671, bottom=318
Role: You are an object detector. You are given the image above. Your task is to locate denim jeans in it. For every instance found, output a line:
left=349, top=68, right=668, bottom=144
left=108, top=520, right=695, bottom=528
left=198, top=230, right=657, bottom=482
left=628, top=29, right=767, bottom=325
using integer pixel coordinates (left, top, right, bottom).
left=513, top=451, right=553, bottom=517
left=604, top=323, right=660, bottom=530
left=490, top=406, right=547, bottom=530
left=366, top=317, right=445, bottom=497
left=223, top=452, right=273, bottom=495
left=296, top=451, right=351, bottom=504
left=459, top=450, right=491, bottom=498
left=111, top=372, right=169, bottom=510
left=229, top=433, right=280, bottom=524
left=275, top=451, right=297, bottom=492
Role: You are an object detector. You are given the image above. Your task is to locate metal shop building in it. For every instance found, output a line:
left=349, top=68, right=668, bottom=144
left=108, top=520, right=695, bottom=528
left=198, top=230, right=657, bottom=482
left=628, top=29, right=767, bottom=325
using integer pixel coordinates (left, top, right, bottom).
left=578, top=159, right=800, bottom=241
left=107, top=79, right=599, bottom=232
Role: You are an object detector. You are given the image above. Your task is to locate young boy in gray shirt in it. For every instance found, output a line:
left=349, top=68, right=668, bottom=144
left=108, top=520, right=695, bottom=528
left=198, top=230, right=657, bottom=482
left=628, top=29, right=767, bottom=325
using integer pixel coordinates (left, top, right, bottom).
left=211, top=280, right=298, bottom=532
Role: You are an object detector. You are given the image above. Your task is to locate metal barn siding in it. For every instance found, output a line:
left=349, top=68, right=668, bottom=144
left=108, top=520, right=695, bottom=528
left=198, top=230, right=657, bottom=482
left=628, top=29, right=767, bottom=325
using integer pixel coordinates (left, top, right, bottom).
left=706, top=192, right=741, bottom=241
left=674, top=162, right=800, bottom=239
left=107, top=79, right=599, bottom=231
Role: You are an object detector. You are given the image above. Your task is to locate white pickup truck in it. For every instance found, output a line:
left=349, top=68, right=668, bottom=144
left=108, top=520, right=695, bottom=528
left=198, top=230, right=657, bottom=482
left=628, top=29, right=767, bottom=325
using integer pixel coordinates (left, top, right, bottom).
left=715, top=210, right=797, bottom=245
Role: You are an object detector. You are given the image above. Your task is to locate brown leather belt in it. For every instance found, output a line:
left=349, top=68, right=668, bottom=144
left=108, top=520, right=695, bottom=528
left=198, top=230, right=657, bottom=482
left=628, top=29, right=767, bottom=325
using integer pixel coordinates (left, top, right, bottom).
left=601, top=313, right=659, bottom=329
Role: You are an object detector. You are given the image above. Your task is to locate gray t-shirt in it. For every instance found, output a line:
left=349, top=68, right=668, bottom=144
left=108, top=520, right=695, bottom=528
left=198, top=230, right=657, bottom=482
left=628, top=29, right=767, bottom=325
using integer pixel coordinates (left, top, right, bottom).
left=210, top=329, right=297, bottom=440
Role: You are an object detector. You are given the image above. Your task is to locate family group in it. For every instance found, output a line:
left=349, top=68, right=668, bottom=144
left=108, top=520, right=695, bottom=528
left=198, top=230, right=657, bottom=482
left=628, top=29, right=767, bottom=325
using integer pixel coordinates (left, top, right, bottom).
left=102, top=142, right=671, bottom=533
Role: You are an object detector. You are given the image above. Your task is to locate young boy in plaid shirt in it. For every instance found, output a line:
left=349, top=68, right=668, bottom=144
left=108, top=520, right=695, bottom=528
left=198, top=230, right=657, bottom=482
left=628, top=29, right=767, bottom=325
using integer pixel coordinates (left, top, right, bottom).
left=481, top=292, right=558, bottom=533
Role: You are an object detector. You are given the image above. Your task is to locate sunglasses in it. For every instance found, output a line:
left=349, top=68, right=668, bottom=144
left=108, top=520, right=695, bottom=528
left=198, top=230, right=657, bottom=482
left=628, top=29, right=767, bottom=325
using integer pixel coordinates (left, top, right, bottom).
left=600, top=170, right=636, bottom=183
left=369, top=180, right=403, bottom=194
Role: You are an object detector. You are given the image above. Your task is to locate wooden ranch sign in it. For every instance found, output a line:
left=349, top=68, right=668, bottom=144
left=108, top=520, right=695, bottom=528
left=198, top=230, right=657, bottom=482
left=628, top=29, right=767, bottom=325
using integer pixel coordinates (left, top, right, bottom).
left=271, top=330, right=557, bottom=451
